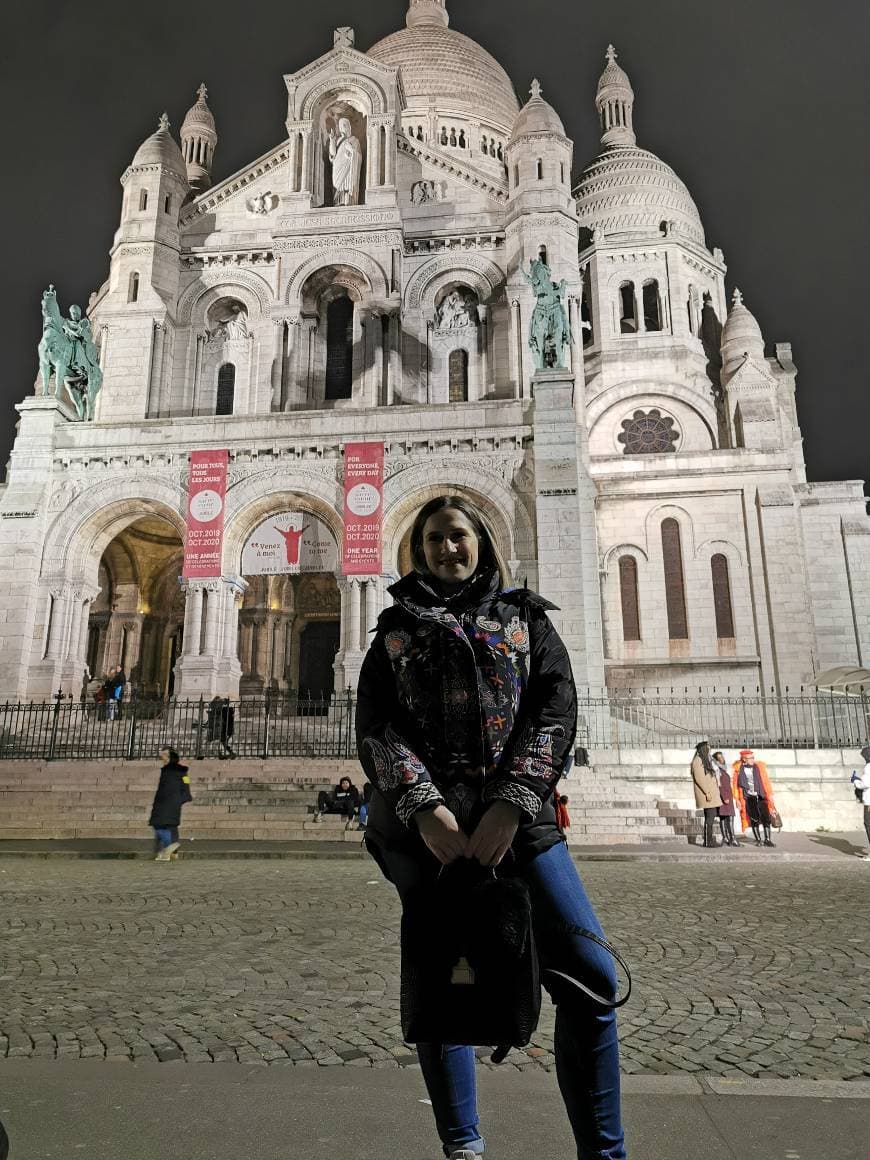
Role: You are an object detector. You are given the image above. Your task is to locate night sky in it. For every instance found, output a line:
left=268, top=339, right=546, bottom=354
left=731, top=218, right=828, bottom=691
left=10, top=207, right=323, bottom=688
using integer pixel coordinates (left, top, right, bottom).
left=2, top=0, right=868, bottom=490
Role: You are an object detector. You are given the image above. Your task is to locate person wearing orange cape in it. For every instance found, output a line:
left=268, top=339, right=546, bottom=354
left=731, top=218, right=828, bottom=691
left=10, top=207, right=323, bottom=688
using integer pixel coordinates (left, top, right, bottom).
left=732, top=749, right=777, bottom=848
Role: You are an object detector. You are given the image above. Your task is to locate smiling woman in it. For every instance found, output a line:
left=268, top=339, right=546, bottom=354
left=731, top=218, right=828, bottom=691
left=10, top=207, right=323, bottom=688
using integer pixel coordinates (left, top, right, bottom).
left=355, top=490, right=629, bottom=1160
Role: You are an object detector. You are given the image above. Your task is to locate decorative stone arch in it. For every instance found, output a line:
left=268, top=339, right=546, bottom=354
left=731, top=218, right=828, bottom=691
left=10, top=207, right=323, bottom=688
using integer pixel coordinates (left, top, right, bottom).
left=41, top=475, right=187, bottom=587
left=284, top=250, right=389, bottom=309
left=381, top=469, right=530, bottom=576
left=601, top=541, right=650, bottom=572
left=177, top=269, right=273, bottom=327
left=587, top=379, right=718, bottom=452
left=405, top=255, right=506, bottom=314
left=299, top=76, right=391, bottom=122
left=644, top=503, right=696, bottom=561
left=695, top=537, right=744, bottom=569
left=223, top=470, right=343, bottom=573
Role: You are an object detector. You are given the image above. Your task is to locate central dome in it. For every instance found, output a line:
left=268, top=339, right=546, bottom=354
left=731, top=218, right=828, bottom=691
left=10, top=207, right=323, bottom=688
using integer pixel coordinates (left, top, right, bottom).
left=368, top=13, right=519, bottom=134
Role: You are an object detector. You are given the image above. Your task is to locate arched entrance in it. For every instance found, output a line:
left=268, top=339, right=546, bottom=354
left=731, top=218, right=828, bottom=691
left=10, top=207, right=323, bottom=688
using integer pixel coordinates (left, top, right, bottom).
left=238, top=511, right=341, bottom=698
left=87, top=514, right=184, bottom=697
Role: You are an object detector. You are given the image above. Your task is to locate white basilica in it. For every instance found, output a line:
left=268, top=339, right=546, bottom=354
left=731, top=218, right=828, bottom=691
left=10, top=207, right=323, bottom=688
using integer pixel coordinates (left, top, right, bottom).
left=1, top=0, right=868, bottom=702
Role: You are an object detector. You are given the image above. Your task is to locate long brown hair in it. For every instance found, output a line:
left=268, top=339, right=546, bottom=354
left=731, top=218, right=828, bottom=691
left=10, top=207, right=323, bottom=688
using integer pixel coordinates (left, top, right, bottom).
left=408, top=495, right=511, bottom=587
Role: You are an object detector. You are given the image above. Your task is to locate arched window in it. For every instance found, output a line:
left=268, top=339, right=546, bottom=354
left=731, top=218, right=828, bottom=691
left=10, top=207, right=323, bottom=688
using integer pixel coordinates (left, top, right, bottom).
left=127, top=272, right=139, bottom=304
left=448, top=349, right=469, bottom=403
left=711, top=554, right=735, bottom=639
left=618, top=557, right=641, bottom=641
left=686, top=284, right=697, bottom=335
left=163, top=194, right=172, bottom=214
left=216, top=363, right=235, bottom=415
left=643, top=279, right=662, bottom=331
left=458, top=129, right=466, bottom=148
left=325, top=295, right=354, bottom=400
left=536, top=158, right=544, bottom=180
left=619, top=282, right=637, bottom=333
left=138, top=189, right=148, bottom=212
left=513, top=164, right=519, bottom=188
left=661, top=518, right=688, bottom=639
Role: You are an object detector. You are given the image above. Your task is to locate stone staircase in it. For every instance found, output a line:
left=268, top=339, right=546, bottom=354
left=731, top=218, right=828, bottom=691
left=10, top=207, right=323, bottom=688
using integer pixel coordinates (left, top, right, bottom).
left=0, top=757, right=696, bottom=847
left=560, top=764, right=688, bottom=845
left=0, top=759, right=363, bottom=842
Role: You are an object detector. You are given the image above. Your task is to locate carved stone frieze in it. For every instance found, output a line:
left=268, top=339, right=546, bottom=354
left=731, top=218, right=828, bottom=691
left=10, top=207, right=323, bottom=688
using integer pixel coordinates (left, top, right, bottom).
left=273, top=231, right=402, bottom=253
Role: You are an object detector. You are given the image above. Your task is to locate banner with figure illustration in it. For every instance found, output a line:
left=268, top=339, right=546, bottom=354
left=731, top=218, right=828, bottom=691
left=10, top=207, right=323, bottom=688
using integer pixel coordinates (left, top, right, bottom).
left=343, top=441, right=384, bottom=575
left=183, top=449, right=229, bottom=578
left=241, top=512, right=338, bottom=576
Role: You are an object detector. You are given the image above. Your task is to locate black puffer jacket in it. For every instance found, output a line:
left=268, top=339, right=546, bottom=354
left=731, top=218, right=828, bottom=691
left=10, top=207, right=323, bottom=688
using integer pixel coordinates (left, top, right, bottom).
left=356, top=569, right=576, bottom=863
left=148, top=762, right=192, bottom=828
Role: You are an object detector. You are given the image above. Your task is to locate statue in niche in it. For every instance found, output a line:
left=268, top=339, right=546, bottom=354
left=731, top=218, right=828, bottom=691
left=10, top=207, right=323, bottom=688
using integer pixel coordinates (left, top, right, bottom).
left=436, top=288, right=478, bottom=330
left=38, top=286, right=103, bottom=420
left=327, top=117, right=362, bottom=207
left=208, top=303, right=248, bottom=343
left=521, top=258, right=571, bottom=371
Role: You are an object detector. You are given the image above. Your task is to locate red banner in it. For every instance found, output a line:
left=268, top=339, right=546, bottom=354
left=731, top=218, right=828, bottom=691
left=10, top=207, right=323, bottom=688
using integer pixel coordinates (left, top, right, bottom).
left=183, top=449, right=229, bottom=578
left=343, top=441, right=384, bottom=575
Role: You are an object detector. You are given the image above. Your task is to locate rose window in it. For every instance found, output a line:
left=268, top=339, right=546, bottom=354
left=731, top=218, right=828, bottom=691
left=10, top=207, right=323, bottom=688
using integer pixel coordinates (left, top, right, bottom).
left=617, top=409, right=679, bottom=455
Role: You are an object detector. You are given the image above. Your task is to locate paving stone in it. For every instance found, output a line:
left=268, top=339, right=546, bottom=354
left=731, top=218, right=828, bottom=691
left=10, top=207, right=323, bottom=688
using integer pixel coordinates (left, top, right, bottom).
left=0, top=859, right=868, bottom=1079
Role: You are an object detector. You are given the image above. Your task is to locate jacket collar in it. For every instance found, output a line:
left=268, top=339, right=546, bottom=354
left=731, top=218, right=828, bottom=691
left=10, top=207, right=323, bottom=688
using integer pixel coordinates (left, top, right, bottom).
left=388, top=568, right=502, bottom=617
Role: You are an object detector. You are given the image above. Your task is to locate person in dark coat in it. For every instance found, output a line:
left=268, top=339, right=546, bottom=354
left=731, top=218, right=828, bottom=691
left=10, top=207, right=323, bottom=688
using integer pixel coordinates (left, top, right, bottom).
left=356, top=495, right=626, bottom=1160
left=206, top=696, right=236, bottom=758
left=148, top=747, right=192, bottom=861
left=105, top=666, right=125, bottom=721
left=314, top=777, right=360, bottom=827
left=713, top=750, right=740, bottom=847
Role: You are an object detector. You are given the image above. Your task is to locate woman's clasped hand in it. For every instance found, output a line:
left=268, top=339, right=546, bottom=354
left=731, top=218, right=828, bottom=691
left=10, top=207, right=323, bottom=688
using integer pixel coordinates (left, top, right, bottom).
left=415, top=800, right=522, bottom=867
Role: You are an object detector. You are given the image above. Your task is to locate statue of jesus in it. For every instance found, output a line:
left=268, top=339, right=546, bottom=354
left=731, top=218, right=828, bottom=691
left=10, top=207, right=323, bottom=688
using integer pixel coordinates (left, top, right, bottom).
left=327, top=118, right=362, bottom=207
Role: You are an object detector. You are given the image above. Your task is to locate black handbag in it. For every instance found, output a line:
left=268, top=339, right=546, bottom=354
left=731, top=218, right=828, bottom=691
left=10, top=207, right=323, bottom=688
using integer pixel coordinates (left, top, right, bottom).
left=400, top=859, right=632, bottom=1063
left=400, top=860, right=541, bottom=1060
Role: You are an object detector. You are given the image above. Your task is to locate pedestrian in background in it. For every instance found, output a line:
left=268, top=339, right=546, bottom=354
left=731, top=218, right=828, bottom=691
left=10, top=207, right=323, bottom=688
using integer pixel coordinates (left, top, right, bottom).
left=732, top=749, right=777, bottom=847
left=691, top=740, right=722, bottom=848
left=850, top=746, right=870, bottom=860
left=149, top=746, right=192, bottom=861
left=712, top=750, right=740, bottom=847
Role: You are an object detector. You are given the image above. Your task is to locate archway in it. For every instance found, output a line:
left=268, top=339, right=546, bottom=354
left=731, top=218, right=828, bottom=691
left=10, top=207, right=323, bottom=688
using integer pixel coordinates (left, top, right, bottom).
left=237, top=511, right=340, bottom=698
left=88, top=514, right=184, bottom=697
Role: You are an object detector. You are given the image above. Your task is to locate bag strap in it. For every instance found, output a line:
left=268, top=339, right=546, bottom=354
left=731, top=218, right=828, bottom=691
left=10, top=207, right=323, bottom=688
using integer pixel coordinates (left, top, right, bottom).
left=543, top=922, right=632, bottom=1009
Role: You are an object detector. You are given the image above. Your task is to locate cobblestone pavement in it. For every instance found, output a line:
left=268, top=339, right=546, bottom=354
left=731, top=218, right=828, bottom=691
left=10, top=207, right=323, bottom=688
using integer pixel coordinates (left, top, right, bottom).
left=0, top=857, right=868, bottom=1079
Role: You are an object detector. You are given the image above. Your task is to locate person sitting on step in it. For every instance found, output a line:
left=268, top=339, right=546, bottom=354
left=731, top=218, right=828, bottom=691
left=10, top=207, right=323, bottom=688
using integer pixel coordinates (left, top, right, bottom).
left=313, top=777, right=360, bottom=828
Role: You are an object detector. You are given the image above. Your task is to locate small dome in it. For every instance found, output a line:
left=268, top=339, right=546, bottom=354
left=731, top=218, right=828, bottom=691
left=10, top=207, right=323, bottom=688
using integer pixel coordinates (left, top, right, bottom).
left=574, top=145, right=705, bottom=244
left=181, top=83, right=215, bottom=135
left=721, top=288, right=765, bottom=378
left=130, top=113, right=186, bottom=173
left=597, top=44, right=634, bottom=101
left=510, top=79, right=566, bottom=141
left=368, top=3, right=519, bottom=134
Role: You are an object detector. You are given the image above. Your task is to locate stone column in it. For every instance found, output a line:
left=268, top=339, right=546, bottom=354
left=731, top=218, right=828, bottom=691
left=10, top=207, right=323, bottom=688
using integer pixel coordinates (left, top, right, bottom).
left=364, top=578, right=378, bottom=638
left=271, top=319, right=286, bottom=410
left=288, top=133, right=300, bottom=193
left=385, top=126, right=395, bottom=186
left=478, top=305, right=490, bottom=399
left=301, top=127, right=312, bottom=194
left=366, top=124, right=380, bottom=193
left=510, top=297, right=524, bottom=398
left=348, top=579, right=362, bottom=653
left=202, top=584, right=221, bottom=659
left=183, top=584, right=204, bottom=657
left=387, top=311, right=400, bottom=405
left=45, top=586, right=72, bottom=661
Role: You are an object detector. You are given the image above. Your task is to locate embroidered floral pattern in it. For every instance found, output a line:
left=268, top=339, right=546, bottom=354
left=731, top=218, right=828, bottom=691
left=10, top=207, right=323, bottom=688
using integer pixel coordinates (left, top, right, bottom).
left=505, top=616, right=530, bottom=654
left=385, top=629, right=411, bottom=661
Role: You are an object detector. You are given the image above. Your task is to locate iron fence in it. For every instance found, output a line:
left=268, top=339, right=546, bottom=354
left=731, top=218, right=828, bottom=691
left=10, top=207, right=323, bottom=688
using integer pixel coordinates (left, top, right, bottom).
left=0, top=687, right=867, bottom=761
left=0, top=692, right=357, bottom=762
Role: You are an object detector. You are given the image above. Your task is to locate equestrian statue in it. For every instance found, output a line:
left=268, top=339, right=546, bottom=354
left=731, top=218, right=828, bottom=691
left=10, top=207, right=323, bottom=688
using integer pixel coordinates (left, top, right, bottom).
left=38, top=286, right=103, bottom=421
left=522, top=257, right=571, bottom=371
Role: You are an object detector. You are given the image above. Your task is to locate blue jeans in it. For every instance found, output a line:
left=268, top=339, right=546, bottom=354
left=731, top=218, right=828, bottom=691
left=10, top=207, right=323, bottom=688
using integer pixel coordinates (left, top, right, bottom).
left=379, top=839, right=626, bottom=1160
left=153, top=826, right=178, bottom=850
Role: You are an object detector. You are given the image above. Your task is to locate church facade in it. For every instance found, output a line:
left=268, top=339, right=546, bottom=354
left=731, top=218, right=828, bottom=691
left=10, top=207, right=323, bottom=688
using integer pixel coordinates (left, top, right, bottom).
left=1, top=0, right=868, bottom=703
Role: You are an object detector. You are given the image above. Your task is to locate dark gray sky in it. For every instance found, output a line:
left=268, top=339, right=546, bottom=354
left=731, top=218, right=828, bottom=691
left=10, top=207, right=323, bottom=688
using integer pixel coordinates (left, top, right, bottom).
left=3, top=0, right=868, bottom=488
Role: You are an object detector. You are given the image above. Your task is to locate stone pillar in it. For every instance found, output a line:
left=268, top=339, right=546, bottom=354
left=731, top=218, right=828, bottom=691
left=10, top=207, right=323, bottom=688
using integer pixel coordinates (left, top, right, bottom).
left=510, top=297, right=524, bottom=398
left=364, top=578, right=378, bottom=638
left=271, top=319, right=286, bottom=410
left=532, top=369, right=605, bottom=690
left=478, top=305, right=490, bottom=399
left=366, top=124, right=380, bottom=193
left=202, top=586, right=221, bottom=658
left=174, top=580, right=227, bottom=697
left=183, top=585, right=204, bottom=657
left=289, top=133, right=300, bottom=193
left=45, top=586, right=72, bottom=661
left=387, top=311, right=400, bottom=405
left=301, top=128, right=312, bottom=194
left=384, top=126, right=395, bottom=186
left=349, top=579, right=362, bottom=653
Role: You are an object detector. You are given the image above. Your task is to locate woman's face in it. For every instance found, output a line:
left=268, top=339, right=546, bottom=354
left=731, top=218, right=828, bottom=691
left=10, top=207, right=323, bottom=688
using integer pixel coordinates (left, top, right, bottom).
left=339, top=778, right=351, bottom=790
left=421, top=508, right=480, bottom=587
left=713, top=752, right=724, bottom=764
left=159, top=748, right=170, bottom=765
